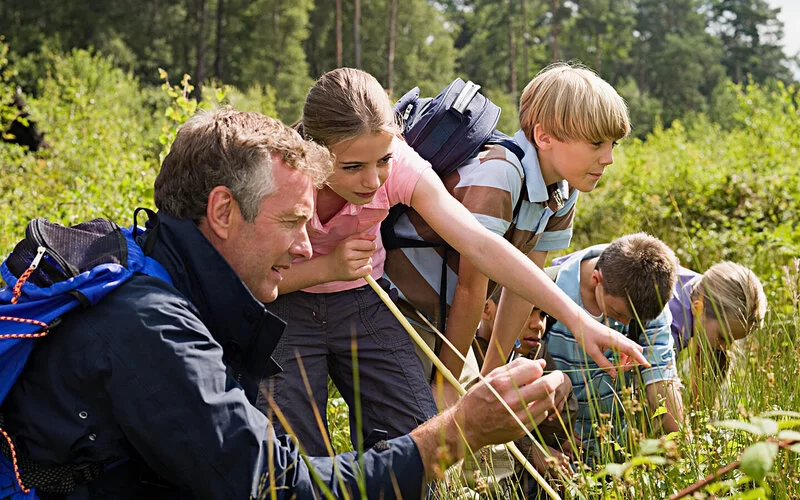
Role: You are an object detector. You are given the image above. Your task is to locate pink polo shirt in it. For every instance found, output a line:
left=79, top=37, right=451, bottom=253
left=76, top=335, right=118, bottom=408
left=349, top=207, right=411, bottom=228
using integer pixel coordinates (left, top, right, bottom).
left=302, top=138, right=432, bottom=293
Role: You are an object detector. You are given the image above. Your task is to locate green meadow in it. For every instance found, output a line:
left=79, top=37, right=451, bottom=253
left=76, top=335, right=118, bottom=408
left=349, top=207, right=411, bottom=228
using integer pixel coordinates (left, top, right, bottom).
left=3, top=45, right=799, bottom=499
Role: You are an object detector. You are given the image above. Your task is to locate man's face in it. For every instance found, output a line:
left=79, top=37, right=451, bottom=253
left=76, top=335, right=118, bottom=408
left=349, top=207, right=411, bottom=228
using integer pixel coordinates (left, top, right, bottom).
left=223, top=157, right=314, bottom=303
left=548, top=138, right=616, bottom=192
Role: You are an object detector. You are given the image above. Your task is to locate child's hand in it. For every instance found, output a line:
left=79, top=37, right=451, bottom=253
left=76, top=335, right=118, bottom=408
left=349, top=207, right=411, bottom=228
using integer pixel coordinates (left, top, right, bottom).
left=575, top=320, right=650, bottom=378
left=329, top=232, right=377, bottom=281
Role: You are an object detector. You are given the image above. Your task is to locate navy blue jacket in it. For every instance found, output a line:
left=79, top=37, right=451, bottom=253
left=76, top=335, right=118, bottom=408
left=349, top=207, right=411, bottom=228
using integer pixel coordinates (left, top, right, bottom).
left=3, top=213, right=424, bottom=499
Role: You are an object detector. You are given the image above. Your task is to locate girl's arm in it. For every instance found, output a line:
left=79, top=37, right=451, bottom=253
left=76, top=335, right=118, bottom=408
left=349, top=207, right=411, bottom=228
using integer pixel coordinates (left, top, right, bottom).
left=277, top=232, right=377, bottom=294
left=409, top=168, right=649, bottom=375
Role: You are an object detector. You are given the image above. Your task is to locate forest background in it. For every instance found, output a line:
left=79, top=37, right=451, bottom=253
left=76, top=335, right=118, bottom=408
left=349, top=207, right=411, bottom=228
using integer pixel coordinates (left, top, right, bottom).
left=1, top=0, right=800, bottom=498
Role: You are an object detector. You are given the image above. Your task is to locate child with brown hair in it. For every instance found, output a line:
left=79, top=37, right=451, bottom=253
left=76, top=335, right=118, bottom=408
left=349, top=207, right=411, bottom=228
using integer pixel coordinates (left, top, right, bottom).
left=546, top=233, right=684, bottom=450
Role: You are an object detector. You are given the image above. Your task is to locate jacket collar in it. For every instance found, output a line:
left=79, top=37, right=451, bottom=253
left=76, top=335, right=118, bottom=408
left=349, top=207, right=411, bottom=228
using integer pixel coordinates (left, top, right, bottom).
left=144, top=212, right=284, bottom=384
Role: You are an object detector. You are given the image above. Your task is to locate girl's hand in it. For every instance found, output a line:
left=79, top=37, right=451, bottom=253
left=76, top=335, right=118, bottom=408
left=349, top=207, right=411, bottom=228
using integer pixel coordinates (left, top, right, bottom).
left=329, top=232, right=377, bottom=281
left=572, top=319, right=649, bottom=379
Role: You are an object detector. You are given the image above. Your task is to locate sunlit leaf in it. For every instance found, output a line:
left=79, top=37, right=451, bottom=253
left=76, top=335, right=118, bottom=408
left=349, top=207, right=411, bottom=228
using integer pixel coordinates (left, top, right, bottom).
left=761, top=410, right=800, bottom=419
left=603, top=462, right=626, bottom=478
left=750, top=417, right=779, bottom=436
left=777, top=430, right=800, bottom=442
left=714, top=419, right=764, bottom=435
left=638, top=439, right=662, bottom=456
left=740, top=442, right=778, bottom=483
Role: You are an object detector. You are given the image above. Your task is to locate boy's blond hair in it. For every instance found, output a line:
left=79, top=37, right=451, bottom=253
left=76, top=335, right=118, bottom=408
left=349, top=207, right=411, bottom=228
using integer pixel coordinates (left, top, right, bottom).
left=691, top=262, right=767, bottom=336
left=519, top=62, right=630, bottom=146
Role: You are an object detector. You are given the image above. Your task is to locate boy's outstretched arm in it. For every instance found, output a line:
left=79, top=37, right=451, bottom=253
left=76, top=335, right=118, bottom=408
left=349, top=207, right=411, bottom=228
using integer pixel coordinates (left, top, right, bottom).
left=434, top=257, right=489, bottom=407
left=410, top=168, right=650, bottom=376
left=481, top=250, right=548, bottom=375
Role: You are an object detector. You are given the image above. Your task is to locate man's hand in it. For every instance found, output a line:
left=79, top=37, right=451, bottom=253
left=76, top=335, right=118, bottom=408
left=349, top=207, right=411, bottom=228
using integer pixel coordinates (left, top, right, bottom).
left=571, top=318, right=650, bottom=378
left=411, top=358, right=565, bottom=480
left=457, top=358, right=565, bottom=451
left=328, top=232, right=376, bottom=281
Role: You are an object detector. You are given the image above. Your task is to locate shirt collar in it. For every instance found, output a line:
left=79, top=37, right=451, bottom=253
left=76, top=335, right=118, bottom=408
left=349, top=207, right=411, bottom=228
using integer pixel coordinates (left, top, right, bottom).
left=147, top=212, right=285, bottom=382
left=513, top=129, right=570, bottom=211
left=309, top=188, right=391, bottom=232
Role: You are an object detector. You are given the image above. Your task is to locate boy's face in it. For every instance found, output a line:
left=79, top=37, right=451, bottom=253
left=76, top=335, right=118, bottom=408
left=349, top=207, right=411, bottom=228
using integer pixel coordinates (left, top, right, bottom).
left=515, top=307, right=547, bottom=356
left=594, top=283, right=634, bottom=325
left=540, top=133, right=617, bottom=192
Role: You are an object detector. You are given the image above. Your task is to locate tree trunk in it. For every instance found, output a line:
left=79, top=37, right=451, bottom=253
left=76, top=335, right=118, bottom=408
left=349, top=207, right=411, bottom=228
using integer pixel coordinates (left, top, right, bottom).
left=551, top=0, right=560, bottom=62
left=520, top=0, right=529, bottom=82
left=508, top=0, right=517, bottom=96
left=183, top=0, right=193, bottom=74
left=354, top=0, right=361, bottom=68
left=387, top=0, right=397, bottom=95
left=594, top=31, right=601, bottom=72
left=336, top=0, right=343, bottom=67
left=213, top=0, right=224, bottom=79
left=194, top=0, right=206, bottom=101
left=273, top=0, right=281, bottom=85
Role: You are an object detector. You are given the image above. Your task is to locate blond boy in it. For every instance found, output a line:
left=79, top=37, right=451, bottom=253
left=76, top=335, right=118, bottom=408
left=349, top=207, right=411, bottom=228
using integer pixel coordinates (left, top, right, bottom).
left=384, top=63, right=631, bottom=406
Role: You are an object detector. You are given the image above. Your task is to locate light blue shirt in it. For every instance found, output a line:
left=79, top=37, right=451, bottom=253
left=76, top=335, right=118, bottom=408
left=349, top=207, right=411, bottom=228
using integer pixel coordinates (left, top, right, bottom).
left=546, top=245, right=679, bottom=445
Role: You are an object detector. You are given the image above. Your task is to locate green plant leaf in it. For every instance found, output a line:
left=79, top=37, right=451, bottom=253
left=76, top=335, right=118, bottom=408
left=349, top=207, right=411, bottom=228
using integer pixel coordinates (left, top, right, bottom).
left=777, top=419, right=800, bottom=430
left=651, top=405, right=667, bottom=419
left=750, top=417, right=779, bottom=435
left=715, top=419, right=764, bottom=435
left=777, top=430, right=800, bottom=441
left=740, top=442, right=778, bottom=483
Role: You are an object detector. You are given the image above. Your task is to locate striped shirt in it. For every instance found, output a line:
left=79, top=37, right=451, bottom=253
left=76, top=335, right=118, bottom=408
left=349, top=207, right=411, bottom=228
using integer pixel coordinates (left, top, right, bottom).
left=383, top=129, right=579, bottom=326
left=545, top=245, right=679, bottom=444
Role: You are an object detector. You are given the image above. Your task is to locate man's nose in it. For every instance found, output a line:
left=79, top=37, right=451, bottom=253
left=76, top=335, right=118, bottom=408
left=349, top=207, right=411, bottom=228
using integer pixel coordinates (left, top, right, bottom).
left=292, top=226, right=313, bottom=260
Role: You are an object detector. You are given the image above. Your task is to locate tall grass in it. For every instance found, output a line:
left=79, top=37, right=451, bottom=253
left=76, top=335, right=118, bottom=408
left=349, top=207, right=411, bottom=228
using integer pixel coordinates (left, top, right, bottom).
left=2, top=45, right=797, bottom=498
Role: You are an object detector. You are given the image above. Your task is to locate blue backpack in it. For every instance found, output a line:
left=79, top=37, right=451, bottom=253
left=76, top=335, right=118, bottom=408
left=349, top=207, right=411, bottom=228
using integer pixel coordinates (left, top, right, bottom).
left=0, top=209, right=172, bottom=499
left=382, top=79, right=526, bottom=333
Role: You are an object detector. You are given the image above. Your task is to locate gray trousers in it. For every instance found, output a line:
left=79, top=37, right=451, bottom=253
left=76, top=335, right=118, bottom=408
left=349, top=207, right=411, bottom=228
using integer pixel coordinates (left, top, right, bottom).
left=258, top=278, right=438, bottom=455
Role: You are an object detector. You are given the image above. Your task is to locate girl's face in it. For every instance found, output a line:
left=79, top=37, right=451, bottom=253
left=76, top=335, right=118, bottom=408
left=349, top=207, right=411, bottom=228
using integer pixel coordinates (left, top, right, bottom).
left=701, top=315, right=748, bottom=350
left=327, top=132, right=394, bottom=205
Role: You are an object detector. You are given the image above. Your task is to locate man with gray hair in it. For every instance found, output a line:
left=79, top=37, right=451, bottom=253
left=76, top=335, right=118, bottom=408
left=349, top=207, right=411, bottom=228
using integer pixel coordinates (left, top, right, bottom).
left=2, top=109, right=565, bottom=499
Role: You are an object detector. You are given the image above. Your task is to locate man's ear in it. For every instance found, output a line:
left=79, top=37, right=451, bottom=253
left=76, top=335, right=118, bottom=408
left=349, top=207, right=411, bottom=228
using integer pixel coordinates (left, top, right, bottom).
left=533, top=123, right=553, bottom=151
left=204, top=186, right=237, bottom=240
